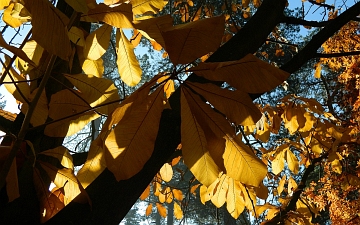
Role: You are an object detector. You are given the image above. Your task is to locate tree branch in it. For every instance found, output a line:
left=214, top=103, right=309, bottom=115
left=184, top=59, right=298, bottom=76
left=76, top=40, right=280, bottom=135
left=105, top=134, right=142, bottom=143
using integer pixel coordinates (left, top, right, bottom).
left=281, top=16, right=330, bottom=27
left=314, top=51, right=360, bottom=58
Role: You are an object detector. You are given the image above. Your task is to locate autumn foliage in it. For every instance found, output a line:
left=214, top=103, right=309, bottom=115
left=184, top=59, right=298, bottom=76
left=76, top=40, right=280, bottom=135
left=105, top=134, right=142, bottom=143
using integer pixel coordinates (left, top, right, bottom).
left=0, top=0, right=360, bottom=224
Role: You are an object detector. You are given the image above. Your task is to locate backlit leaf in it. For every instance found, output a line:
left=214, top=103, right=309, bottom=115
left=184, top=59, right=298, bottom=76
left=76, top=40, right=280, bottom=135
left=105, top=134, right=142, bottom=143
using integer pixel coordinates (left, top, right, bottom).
left=190, top=54, right=289, bottom=93
left=185, top=81, right=261, bottom=126
left=77, top=133, right=107, bottom=188
left=314, top=62, right=321, bottom=78
left=277, top=174, right=286, bottom=196
left=145, top=203, right=152, bottom=216
left=272, top=147, right=286, bottom=175
left=116, top=28, right=142, bottom=86
left=64, top=73, right=120, bottom=115
left=83, top=24, right=112, bottom=60
left=172, top=189, right=183, bottom=201
left=15, top=40, right=44, bottom=74
left=0, top=0, right=10, bottom=10
left=161, top=16, right=224, bottom=65
left=3, top=3, right=23, bottom=28
left=0, top=33, right=35, bottom=67
left=40, top=146, right=74, bottom=169
left=255, top=203, right=277, bottom=218
left=105, top=87, right=164, bottom=181
left=131, top=0, right=168, bottom=15
left=87, top=3, right=133, bottom=28
left=159, top=163, right=173, bottom=182
left=39, top=162, right=83, bottom=205
left=181, top=88, right=220, bottom=186
left=156, top=203, right=167, bottom=218
left=211, top=173, right=228, bottom=208
left=288, top=176, right=297, bottom=195
left=174, top=202, right=183, bottom=219
left=286, top=149, right=299, bottom=174
left=24, top=0, right=72, bottom=60
left=68, top=26, right=86, bottom=46
left=226, top=178, right=245, bottom=219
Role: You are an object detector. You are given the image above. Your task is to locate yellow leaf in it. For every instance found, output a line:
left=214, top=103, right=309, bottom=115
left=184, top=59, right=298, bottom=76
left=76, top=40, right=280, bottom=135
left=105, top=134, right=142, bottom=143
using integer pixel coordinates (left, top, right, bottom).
left=2, top=55, right=30, bottom=102
left=0, top=33, right=35, bottom=68
left=133, top=14, right=173, bottom=48
left=0, top=0, right=10, bottom=10
left=21, top=88, right=48, bottom=127
left=40, top=146, right=74, bottom=169
left=173, top=189, right=183, bottom=201
left=164, top=79, right=175, bottom=99
left=15, top=40, right=44, bottom=74
left=331, top=159, right=342, bottom=174
left=77, top=133, right=107, bottom=188
left=64, top=73, right=120, bottom=115
left=190, top=54, right=289, bottom=93
left=3, top=3, right=23, bottom=28
left=65, top=0, right=89, bottom=13
left=190, top=184, right=199, bottom=195
left=68, top=26, right=86, bottom=46
left=185, top=81, right=261, bottom=126
left=84, top=24, right=112, bottom=60
left=130, top=29, right=142, bottom=47
left=255, top=117, right=270, bottom=142
left=116, top=28, right=142, bottom=86
left=145, top=203, right=152, bottom=216
left=266, top=208, right=280, bottom=220
left=174, top=202, right=183, bottom=220
left=298, top=107, right=316, bottom=132
left=181, top=89, right=220, bottom=186
left=255, top=203, right=277, bottom=218
left=272, top=147, right=286, bottom=175
left=159, top=163, right=173, bottom=182
left=211, top=173, right=228, bottom=208
left=200, top=184, right=210, bottom=204
left=156, top=203, right=167, bottom=218
left=132, top=0, right=168, bottom=15
left=39, top=162, right=83, bottom=205
left=286, top=149, right=299, bottom=174
left=226, top=178, right=245, bottom=219
left=24, top=0, right=72, bottom=60
left=224, top=137, right=267, bottom=187
left=314, top=62, right=321, bottom=78
left=288, top=176, right=297, bottom=195
left=238, top=183, right=256, bottom=210
left=87, top=3, right=133, bottom=28
left=158, top=191, right=166, bottom=203
left=277, top=174, right=286, bottom=196
left=161, top=16, right=224, bottom=65
left=105, top=87, right=164, bottom=181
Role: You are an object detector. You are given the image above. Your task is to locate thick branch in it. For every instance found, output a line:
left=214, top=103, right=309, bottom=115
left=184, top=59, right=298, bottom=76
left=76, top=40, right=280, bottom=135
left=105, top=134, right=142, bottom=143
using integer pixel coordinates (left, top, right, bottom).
left=314, top=51, right=360, bottom=58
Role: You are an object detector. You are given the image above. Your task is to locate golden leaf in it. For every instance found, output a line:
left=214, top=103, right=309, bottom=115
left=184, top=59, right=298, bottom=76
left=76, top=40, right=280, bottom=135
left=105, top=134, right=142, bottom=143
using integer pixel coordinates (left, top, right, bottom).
left=174, top=202, right=183, bottom=220
left=277, top=174, right=286, bottom=196
left=140, top=184, right=150, bottom=200
left=286, top=149, right=299, bottom=174
left=288, top=176, right=297, bottom=195
left=255, top=203, right=277, bottom=218
left=3, top=3, right=23, bottom=28
left=164, top=79, right=175, bottom=99
left=161, top=16, right=224, bottom=65
left=156, top=202, right=167, bottom=218
left=83, top=24, right=112, bottom=60
left=211, top=173, right=228, bottom=208
left=15, top=40, right=44, bottom=74
left=133, top=14, right=173, bottom=48
left=2, top=57, right=30, bottom=104
left=64, top=73, right=120, bottom=115
left=314, top=62, right=321, bottom=78
left=159, top=163, right=173, bottom=182
left=226, top=178, right=245, bottom=219
left=190, top=184, right=200, bottom=195
left=39, top=162, right=83, bottom=205
left=40, top=146, right=74, bottom=169
left=331, top=159, right=342, bottom=174
left=185, top=81, right=261, bottom=126
left=255, top=116, right=270, bottom=142
left=24, top=0, right=72, bottom=60
left=181, top=88, right=220, bottom=186
left=116, top=28, right=142, bottom=86
left=0, top=0, right=10, bottom=10
left=145, top=203, right=152, bottom=216
left=190, top=54, right=289, bottom=93
left=87, top=3, right=133, bottom=28
left=171, top=189, right=183, bottom=201
left=77, top=133, right=107, bottom=188
left=272, top=146, right=287, bottom=175
left=130, top=29, right=142, bottom=47
left=68, top=26, right=86, bottom=46
left=104, top=87, right=164, bottom=181
left=131, top=0, right=168, bottom=15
